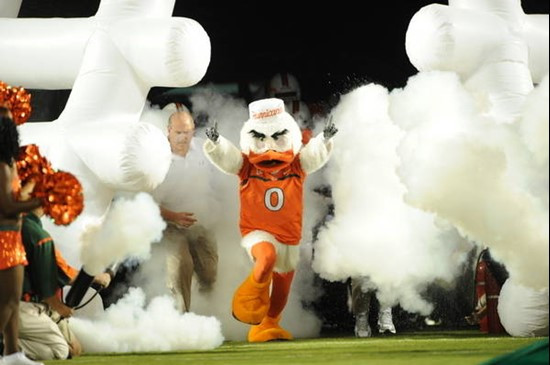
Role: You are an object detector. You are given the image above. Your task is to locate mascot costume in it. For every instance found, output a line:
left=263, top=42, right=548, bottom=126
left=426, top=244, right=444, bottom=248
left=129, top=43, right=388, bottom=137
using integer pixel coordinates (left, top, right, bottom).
left=203, top=98, right=337, bottom=342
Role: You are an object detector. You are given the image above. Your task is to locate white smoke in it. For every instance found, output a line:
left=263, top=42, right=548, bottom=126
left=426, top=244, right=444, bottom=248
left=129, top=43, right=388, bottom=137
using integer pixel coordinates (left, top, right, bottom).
left=312, top=68, right=548, bottom=319
left=312, top=83, right=473, bottom=314
left=389, top=71, right=549, bottom=290
left=79, top=192, right=166, bottom=275
left=67, top=163, right=227, bottom=352
left=518, top=75, right=549, bottom=204
left=71, top=287, right=224, bottom=352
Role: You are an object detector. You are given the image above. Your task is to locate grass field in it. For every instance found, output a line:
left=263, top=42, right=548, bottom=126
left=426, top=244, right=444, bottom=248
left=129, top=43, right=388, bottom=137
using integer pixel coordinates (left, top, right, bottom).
left=42, top=330, right=546, bottom=365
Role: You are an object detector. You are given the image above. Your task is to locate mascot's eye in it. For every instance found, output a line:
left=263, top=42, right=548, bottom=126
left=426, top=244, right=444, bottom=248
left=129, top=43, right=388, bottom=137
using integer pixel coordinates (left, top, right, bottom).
left=249, top=130, right=266, bottom=140
left=271, top=129, right=288, bottom=141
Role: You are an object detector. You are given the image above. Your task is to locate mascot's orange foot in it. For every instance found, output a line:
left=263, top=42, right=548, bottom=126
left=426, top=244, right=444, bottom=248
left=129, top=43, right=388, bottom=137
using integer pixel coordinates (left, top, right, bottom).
left=232, top=273, right=271, bottom=325
left=248, top=316, right=293, bottom=342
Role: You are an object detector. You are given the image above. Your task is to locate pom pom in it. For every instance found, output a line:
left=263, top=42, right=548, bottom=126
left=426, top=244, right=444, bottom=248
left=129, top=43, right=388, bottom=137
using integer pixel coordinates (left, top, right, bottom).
left=16, top=144, right=84, bottom=225
left=41, top=171, right=84, bottom=226
left=0, top=81, right=32, bottom=125
left=16, top=144, right=55, bottom=184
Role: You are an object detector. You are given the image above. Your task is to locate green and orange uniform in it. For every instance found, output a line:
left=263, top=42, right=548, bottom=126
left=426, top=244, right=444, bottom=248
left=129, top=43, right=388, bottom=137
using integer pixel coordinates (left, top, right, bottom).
left=21, top=212, right=78, bottom=303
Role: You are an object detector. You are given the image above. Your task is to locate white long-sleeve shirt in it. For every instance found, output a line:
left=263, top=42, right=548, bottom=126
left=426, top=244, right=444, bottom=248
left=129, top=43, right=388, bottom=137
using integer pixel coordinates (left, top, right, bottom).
left=152, top=137, right=220, bottom=228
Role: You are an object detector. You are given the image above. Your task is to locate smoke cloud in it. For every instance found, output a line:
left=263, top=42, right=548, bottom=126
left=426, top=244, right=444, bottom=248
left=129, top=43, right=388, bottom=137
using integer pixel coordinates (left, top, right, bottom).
left=71, top=287, right=224, bottom=352
left=312, top=83, right=473, bottom=314
left=389, top=71, right=549, bottom=290
left=79, top=192, right=166, bottom=275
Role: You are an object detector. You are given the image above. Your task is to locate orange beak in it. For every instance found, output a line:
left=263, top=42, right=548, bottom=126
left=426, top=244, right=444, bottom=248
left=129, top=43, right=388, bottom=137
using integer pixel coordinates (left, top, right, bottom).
left=248, top=150, right=295, bottom=172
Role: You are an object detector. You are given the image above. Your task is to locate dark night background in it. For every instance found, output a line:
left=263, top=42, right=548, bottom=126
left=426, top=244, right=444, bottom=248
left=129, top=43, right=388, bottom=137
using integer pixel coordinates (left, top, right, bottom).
left=13, top=0, right=549, bottom=333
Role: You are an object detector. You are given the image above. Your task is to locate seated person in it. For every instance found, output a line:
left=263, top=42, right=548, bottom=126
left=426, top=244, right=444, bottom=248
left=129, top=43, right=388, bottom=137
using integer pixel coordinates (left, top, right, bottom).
left=19, top=205, right=111, bottom=361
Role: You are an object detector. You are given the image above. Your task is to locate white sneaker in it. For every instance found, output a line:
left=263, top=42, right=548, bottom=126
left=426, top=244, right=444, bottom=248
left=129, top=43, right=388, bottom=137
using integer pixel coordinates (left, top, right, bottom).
left=424, top=316, right=442, bottom=326
left=354, top=312, right=372, bottom=338
left=378, top=307, right=396, bottom=334
left=0, top=352, right=44, bottom=365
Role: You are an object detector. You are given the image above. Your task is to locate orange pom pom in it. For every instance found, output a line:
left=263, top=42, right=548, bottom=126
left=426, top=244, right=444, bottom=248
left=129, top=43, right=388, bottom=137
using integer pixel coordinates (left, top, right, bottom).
left=16, top=144, right=55, bottom=186
left=16, top=144, right=84, bottom=226
left=0, top=81, right=32, bottom=126
left=42, top=171, right=84, bottom=226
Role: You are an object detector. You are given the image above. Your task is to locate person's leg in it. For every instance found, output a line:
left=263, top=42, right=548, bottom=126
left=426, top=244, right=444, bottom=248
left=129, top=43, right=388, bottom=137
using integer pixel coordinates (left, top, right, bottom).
left=350, top=277, right=372, bottom=338
left=267, top=271, right=294, bottom=318
left=163, top=227, right=194, bottom=312
left=0, top=265, right=24, bottom=355
left=232, top=241, right=276, bottom=325
left=247, top=243, right=301, bottom=342
left=0, top=267, right=43, bottom=364
left=18, top=302, right=69, bottom=360
left=377, top=305, right=396, bottom=334
left=248, top=271, right=295, bottom=342
left=177, top=237, right=193, bottom=312
left=251, top=242, right=276, bottom=283
left=54, top=318, right=81, bottom=358
left=350, top=277, right=372, bottom=315
left=188, top=227, right=218, bottom=292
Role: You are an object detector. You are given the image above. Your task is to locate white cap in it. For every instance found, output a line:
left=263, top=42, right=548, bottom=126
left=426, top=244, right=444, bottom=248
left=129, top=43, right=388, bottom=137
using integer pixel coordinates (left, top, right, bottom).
left=240, top=98, right=303, bottom=155
left=248, top=98, right=285, bottom=122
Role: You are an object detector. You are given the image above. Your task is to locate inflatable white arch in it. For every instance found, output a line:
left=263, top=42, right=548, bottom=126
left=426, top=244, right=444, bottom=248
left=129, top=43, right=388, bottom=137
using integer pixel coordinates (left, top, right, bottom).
left=0, top=0, right=210, bottom=217
left=0, top=0, right=211, bottom=270
left=406, top=0, right=549, bottom=123
left=0, top=0, right=22, bottom=18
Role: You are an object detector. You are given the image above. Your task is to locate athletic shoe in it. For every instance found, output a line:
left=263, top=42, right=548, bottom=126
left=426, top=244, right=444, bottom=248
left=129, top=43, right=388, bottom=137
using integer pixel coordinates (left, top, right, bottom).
left=378, top=307, right=397, bottom=334
left=0, top=352, right=44, bottom=365
left=354, top=312, right=372, bottom=338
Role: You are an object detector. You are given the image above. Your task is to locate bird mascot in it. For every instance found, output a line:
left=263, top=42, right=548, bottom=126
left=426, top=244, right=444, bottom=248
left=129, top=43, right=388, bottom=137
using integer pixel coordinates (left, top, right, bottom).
left=203, top=98, right=337, bottom=342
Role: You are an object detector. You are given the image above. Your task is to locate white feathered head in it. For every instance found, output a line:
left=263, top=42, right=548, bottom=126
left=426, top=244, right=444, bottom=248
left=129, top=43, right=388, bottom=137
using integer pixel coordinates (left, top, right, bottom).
left=239, top=98, right=303, bottom=171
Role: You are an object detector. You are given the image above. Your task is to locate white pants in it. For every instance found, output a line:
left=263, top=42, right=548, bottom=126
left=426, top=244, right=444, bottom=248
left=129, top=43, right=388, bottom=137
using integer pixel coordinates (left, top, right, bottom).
left=18, top=301, right=71, bottom=360
left=241, top=230, right=300, bottom=273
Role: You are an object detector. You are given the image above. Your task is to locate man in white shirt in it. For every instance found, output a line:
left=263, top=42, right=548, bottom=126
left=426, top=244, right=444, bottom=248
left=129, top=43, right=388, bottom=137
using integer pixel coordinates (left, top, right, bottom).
left=145, top=104, right=219, bottom=312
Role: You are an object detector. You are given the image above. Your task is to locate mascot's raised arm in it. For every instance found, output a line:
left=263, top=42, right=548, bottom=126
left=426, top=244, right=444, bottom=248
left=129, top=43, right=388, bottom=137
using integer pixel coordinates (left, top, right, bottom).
left=203, top=98, right=337, bottom=342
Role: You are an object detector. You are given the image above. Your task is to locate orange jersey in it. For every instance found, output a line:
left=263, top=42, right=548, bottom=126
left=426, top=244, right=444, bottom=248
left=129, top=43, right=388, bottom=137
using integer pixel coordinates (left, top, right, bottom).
left=238, top=155, right=306, bottom=245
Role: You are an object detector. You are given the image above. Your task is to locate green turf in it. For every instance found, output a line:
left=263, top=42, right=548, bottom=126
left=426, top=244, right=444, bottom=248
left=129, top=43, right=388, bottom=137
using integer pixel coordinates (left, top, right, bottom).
left=42, top=331, right=546, bottom=365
